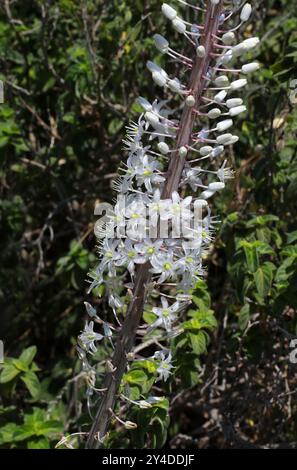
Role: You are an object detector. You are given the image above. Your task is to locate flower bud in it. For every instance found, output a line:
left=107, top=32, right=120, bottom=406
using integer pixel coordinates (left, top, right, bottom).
left=172, top=18, right=186, bottom=34
left=240, top=3, right=252, bottom=22
left=161, top=3, right=177, bottom=20
left=214, top=75, right=229, bottom=87
left=146, top=61, right=167, bottom=78
left=154, top=34, right=169, bottom=53
left=146, top=60, right=157, bottom=72
left=211, top=145, right=224, bottom=157
left=185, top=95, right=195, bottom=107
left=200, top=189, right=215, bottom=199
left=242, top=62, right=260, bottom=74
left=158, top=142, right=170, bottom=155
left=216, top=133, right=233, bottom=145
left=226, top=98, right=243, bottom=108
left=208, top=108, right=222, bottom=119
left=84, top=302, right=97, bottom=318
left=168, top=77, right=182, bottom=92
left=137, top=96, right=152, bottom=111
left=228, top=135, right=239, bottom=144
left=179, top=146, right=188, bottom=157
left=200, top=146, right=213, bottom=156
left=214, top=90, right=227, bottom=103
left=222, top=32, right=235, bottom=45
left=196, top=45, right=206, bottom=58
left=152, top=71, right=167, bottom=87
left=230, top=79, right=247, bottom=90
left=232, top=43, right=246, bottom=57
left=220, top=50, right=233, bottom=64
left=243, top=37, right=260, bottom=50
left=208, top=182, right=225, bottom=191
left=217, top=119, right=233, bottom=132
left=229, top=105, right=247, bottom=117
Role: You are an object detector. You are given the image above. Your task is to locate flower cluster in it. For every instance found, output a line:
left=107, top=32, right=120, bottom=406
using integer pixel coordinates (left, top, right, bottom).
left=79, top=0, right=259, bottom=401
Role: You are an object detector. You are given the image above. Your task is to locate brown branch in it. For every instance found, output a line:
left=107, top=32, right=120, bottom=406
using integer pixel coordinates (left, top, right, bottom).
left=86, top=1, right=224, bottom=449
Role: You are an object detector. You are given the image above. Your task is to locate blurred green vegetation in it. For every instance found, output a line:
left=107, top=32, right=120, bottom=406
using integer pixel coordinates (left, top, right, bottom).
left=0, top=0, right=297, bottom=449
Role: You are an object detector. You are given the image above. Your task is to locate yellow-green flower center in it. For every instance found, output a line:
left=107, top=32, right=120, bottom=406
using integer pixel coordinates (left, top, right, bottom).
left=163, top=262, right=172, bottom=271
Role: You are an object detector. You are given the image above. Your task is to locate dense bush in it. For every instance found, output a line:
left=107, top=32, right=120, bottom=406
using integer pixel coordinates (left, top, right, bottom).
left=0, top=0, right=296, bottom=449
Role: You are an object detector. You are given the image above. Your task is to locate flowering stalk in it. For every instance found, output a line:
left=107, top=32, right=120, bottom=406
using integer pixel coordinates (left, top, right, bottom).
left=80, top=0, right=260, bottom=449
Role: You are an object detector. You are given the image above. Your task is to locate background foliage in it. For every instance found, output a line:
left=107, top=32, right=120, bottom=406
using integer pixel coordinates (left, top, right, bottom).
left=0, top=0, right=297, bottom=449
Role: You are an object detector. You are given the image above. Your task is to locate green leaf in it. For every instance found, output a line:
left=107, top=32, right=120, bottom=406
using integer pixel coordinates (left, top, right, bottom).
left=254, top=262, right=275, bottom=298
left=27, top=438, right=50, bottom=449
left=11, top=358, right=29, bottom=372
left=238, top=241, right=259, bottom=273
left=34, top=420, right=62, bottom=437
left=124, top=369, right=148, bottom=385
left=192, top=280, right=211, bottom=310
left=287, top=230, right=297, bottom=244
left=246, top=215, right=279, bottom=227
left=20, top=371, right=41, bottom=398
left=184, top=310, right=217, bottom=331
left=0, top=364, right=20, bottom=384
left=275, top=256, right=297, bottom=283
left=189, top=331, right=209, bottom=355
left=0, top=422, right=18, bottom=444
left=13, top=424, right=36, bottom=442
left=19, top=346, right=37, bottom=366
left=238, top=304, right=250, bottom=331
left=149, top=417, right=167, bottom=449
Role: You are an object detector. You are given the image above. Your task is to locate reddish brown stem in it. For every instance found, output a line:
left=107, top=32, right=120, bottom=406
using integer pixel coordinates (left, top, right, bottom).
left=86, top=0, right=224, bottom=449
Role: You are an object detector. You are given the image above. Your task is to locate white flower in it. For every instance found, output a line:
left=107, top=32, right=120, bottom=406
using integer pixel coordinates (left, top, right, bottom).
left=153, top=350, right=174, bottom=382
left=135, top=154, right=165, bottom=192
left=98, top=239, right=120, bottom=274
left=123, top=115, right=148, bottom=153
left=87, top=268, right=104, bottom=293
left=115, top=239, right=146, bottom=275
left=150, top=297, right=180, bottom=332
left=150, top=249, right=177, bottom=283
left=78, top=321, right=104, bottom=354
left=135, top=238, right=164, bottom=261
left=182, top=166, right=203, bottom=192
left=176, top=247, right=202, bottom=279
